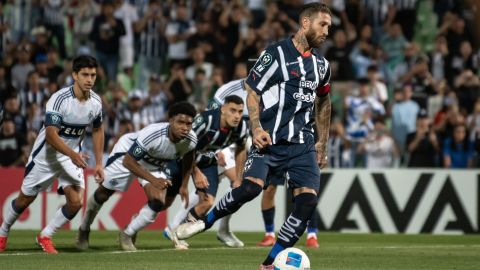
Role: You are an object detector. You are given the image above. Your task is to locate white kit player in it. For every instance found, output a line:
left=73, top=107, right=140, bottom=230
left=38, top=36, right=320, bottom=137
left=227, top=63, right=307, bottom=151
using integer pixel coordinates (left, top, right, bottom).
left=76, top=102, right=208, bottom=251
left=0, top=55, right=104, bottom=254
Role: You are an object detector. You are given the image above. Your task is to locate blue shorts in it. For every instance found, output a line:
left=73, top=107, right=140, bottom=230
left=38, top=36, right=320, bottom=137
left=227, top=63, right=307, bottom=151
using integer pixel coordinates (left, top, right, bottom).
left=162, top=160, right=183, bottom=197
left=198, top=164, right=220, bottom=196
left=243, top=137, right=320, bottom=191
left=166, top=161, right=220, bottom=197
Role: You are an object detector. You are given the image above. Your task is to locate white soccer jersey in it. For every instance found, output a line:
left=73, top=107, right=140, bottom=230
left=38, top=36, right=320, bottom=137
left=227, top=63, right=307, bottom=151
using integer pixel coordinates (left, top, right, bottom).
left=210, top=79, right=248, bottom=117
left=103, top=122, right=197, bottom=192
left=22, top=86, right=103, bottom=196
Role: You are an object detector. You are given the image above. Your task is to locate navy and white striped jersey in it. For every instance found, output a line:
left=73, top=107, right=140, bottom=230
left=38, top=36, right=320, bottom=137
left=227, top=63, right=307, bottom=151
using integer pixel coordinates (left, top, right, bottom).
left=193, top=108, right=248, bottom=167
left=28, top=86, right=102, bottom=165
left=208, top=79, right=249, bottom=117
left=122, top=122, right=197, bottom=170
left=246, top=38, right=331, bottom=144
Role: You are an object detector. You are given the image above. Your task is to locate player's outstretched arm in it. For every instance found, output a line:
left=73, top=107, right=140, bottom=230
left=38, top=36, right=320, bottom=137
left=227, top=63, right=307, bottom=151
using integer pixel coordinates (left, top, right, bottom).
left=92, top=125, right=105, bottom=183
left=315, top=92, right=331, bottom=169
left=46, top=126, right=88, bottom=169
left=246, top=84, right=271, bottom=149
left=123, top=153, right=172, bottom=189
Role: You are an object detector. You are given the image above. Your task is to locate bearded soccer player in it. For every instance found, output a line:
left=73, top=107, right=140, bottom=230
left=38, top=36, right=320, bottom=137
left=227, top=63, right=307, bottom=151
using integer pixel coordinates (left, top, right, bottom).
left=175, top=3, right=332, bottom=269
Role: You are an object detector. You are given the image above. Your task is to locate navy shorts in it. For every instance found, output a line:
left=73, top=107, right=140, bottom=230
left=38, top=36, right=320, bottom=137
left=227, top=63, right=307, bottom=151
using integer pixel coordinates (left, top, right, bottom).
left=162, top=160, right=183, bottom=197
left=198, top=164, right=220, bottom=196
left=243, top=136, right=320, bottom=192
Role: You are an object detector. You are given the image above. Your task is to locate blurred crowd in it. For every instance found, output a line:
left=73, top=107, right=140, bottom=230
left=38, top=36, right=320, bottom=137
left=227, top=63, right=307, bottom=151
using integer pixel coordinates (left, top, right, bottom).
left=0, top=0, right=478, bottom=169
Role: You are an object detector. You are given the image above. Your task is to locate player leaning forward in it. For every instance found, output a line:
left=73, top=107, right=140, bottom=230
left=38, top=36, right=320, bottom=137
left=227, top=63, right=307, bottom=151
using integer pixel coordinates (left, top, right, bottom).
left=76, top=102, right=203, bottom=251
left=175, top=3, right=332, bottom=269
left=0, top=55, right=104, bottom=254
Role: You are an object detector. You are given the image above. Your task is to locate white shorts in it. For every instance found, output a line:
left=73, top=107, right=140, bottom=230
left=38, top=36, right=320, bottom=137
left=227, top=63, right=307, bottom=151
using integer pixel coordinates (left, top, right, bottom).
left=102, top=156, right=168, bottom=192
left=21, top=159, right=85, bottom=196
left=217, top=146, right=236, bottom=175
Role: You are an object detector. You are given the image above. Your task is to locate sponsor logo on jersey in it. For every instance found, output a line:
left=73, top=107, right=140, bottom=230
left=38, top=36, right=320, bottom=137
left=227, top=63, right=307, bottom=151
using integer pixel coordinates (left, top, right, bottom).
left=59, top=126, right=86, bottom=137
left=299, top=80, right=318, bottom=91
left=293, top=92, right=315, bottom=103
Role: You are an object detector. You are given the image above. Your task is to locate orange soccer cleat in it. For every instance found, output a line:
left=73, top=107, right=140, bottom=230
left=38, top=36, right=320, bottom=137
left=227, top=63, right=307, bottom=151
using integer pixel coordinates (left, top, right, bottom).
left=256, top=234, right=276, bottom=247
left=306, top=236, right=319, bottom=248
left=36, top=235, right=58, bottom=254
left=0, top=236, right=7, bottom=252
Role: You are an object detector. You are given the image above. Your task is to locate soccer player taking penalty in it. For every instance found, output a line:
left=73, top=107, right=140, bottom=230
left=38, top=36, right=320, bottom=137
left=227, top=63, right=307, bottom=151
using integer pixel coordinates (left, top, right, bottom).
left=175, top=3, right=332, bottom=269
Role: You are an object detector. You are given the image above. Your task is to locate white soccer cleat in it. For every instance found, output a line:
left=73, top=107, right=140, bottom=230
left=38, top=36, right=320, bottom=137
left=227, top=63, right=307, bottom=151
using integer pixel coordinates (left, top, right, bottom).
left=175, top=220, right=205, bottom=240
left=118, top=231, right=137, bottom=251
left=217, top=231, right=244, bottom=248
left=75, top=228, right=90, bottom=250
left=163, top=227, right=189, bottom=250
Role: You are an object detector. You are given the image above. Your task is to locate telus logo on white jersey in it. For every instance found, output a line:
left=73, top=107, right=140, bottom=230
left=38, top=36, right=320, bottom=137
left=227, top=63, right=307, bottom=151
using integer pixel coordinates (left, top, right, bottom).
left=293, top=92, right=315, bottom=103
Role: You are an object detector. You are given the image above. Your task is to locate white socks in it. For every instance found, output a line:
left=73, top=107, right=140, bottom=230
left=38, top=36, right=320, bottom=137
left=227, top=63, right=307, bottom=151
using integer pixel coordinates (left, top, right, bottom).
left=0, top=200, right=21, bottom=236
left=80, top=195, right=103, bottom=231
left=124, top=204, right=158, bottom=236
left=41, top=207, right=70, bottom=238
left=169, top=191, right=199, bottom=229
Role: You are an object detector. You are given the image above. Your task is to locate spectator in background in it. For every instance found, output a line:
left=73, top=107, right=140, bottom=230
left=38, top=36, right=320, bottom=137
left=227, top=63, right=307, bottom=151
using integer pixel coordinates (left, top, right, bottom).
left=390, top=84, right=419, bottom=160
left=11, top=44, right=35, bottom=91
left=113, top=0, right=138, bottom=73
left=3, top=94, right=27, bottom=140
left=401, top=55, right=436, bottom=110
left=0, top=116, right=27, bottom=166
left=358, top=117, right=398, bottom=168
left=29, top=25, right=50, bottom=61
left=366, top=64, right=388, bottom=105
left=144, top=74, right=172, bottom=123
left=344, top=77, right=386, bottom=166
left=406, top=114, right=439, bottom=168
left=380, top=23, right=407, bottom=73
left=68, top=0, right=99, bottom=55
left=165, top=63, right=192, bottom=104
left=89, top=0, right=126, bottom=82
left=327, top=120, right=350, bottom=168
left=33, top=54, right=49, bottom=87
left=233, top=26, right=259, bottom=64
left=349, top=24, right=374, bottom=79
left=189, top=68, right=210, bottom=111
left=134, top=0, right=168, bottom=92
left=185, top=46, right=214, bottom=81
left=358, top=0, right=396, bottom=44
left=392, top=0, right=418, bottom=41
left=46, top=48, right=63, bottom=83
left=187, top=18, right=217, bottom=64
left=443, top=123, right=475, bottom=168
left=454, top=69, right=480, bottom=115
left=166, top=4, right=196, bottom=67
left=326, top=29, right=354, bottom=94
left=41, top=0, right=66, bottom=58
left=21, top=71, right=45, bottom=116
left=118, top=90, right=150, bottom=132
left=428, top=35, right=449, bottom=83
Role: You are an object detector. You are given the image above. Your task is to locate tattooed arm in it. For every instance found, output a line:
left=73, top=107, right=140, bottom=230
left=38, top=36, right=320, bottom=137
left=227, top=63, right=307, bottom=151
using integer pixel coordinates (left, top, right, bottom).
left=246, top=83, right=271, bottom=149
left=315, top=92, right=331, bottom=169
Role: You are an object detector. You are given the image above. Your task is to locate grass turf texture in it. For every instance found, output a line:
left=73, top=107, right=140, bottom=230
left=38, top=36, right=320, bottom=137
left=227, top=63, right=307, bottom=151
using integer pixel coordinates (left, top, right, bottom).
left=1, top=231, right=479, bottom=269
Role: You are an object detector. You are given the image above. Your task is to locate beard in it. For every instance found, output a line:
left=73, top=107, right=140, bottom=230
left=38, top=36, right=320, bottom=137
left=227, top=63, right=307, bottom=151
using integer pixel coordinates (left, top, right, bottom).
left=305, top=27, right=323, bottom=48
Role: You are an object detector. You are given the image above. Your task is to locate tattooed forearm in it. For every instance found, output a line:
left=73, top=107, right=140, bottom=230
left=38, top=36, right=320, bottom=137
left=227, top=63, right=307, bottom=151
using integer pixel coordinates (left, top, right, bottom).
left=246, top=85, right=261, bottom=131
left=315, top=93, right=331, bottom=153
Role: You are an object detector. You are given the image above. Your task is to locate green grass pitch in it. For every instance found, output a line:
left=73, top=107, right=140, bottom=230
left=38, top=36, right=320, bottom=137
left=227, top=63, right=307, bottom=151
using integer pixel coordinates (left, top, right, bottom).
left=1, top=231, right=479, bottom=269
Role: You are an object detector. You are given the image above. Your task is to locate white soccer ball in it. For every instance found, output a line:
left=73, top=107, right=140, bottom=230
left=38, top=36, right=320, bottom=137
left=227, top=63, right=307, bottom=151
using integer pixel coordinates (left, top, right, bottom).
left=273, top=247, right=311, bottom=270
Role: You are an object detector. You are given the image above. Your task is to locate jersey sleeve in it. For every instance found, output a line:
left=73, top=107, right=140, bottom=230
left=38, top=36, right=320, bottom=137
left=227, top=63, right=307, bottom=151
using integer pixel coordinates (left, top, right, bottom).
left=235, top=120, right=249, bottom=147
left=44, top=93, right=64, bottom=128
left=245, top=46, right=282, bottom=95
left=316, top=60, right=331, bottom=96
left=92, top=109, right=103, bottom=128
left=207, top=98, right=222, bottom=111
left=127, top=128, right=152, bottom=161
left=192, top=113, right=208, bottom=139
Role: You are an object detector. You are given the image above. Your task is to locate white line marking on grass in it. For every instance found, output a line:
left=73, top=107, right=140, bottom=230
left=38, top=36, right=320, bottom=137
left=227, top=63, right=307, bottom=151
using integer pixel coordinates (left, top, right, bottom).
left=0, top=246, right=266, bottom=257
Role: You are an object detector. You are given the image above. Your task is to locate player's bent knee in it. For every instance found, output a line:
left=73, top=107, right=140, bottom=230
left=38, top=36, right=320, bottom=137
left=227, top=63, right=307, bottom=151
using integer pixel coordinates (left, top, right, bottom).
left=94, top=187, right=114, bottom=204
left=240, top=179, right=263, bottom=200
left=147, top=199, right=165, bottom=212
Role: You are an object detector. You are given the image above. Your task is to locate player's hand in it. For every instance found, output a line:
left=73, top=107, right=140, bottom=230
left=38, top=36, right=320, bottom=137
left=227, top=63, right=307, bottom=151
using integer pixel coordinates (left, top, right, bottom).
left=151, top=177, right=172, bottom=190
left=315, top=142, right=328, bottom=169
left=179, top=185, right=189, bottom=209
left=94, top=164, right=105, bottom=184
left=193, top=171, right=209, bottom=189
left=252, top=127, right=271, bottom=149
left=71, top=152, right=88, bottom=169
left=216, top=151, right=226, bottom=167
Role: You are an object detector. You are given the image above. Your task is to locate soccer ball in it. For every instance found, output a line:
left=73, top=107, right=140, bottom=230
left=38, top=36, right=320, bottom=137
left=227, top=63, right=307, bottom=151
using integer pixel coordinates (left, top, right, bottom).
left=273, top=247, right=311, bottom=270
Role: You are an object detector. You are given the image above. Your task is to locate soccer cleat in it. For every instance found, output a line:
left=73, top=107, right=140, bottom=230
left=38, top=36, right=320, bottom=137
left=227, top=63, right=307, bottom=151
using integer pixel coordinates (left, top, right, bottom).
left=118, top=231, right=137, bottom=251
left=256, top=234, right=276, bottom=246
left=75, top=228, right=90, bottom=250
left=163, top=227, right=189, bottom=250
left=306, top=236, right=319, bottom=248
left=259, top=264, right=274, bottom=270
left=0, top=236, right=7, bottom=252
left=175, top=220, right=205, bottom=240
left=217, top=231, right=244, bottom=248
left=36, top=235, right=58, bottom=254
